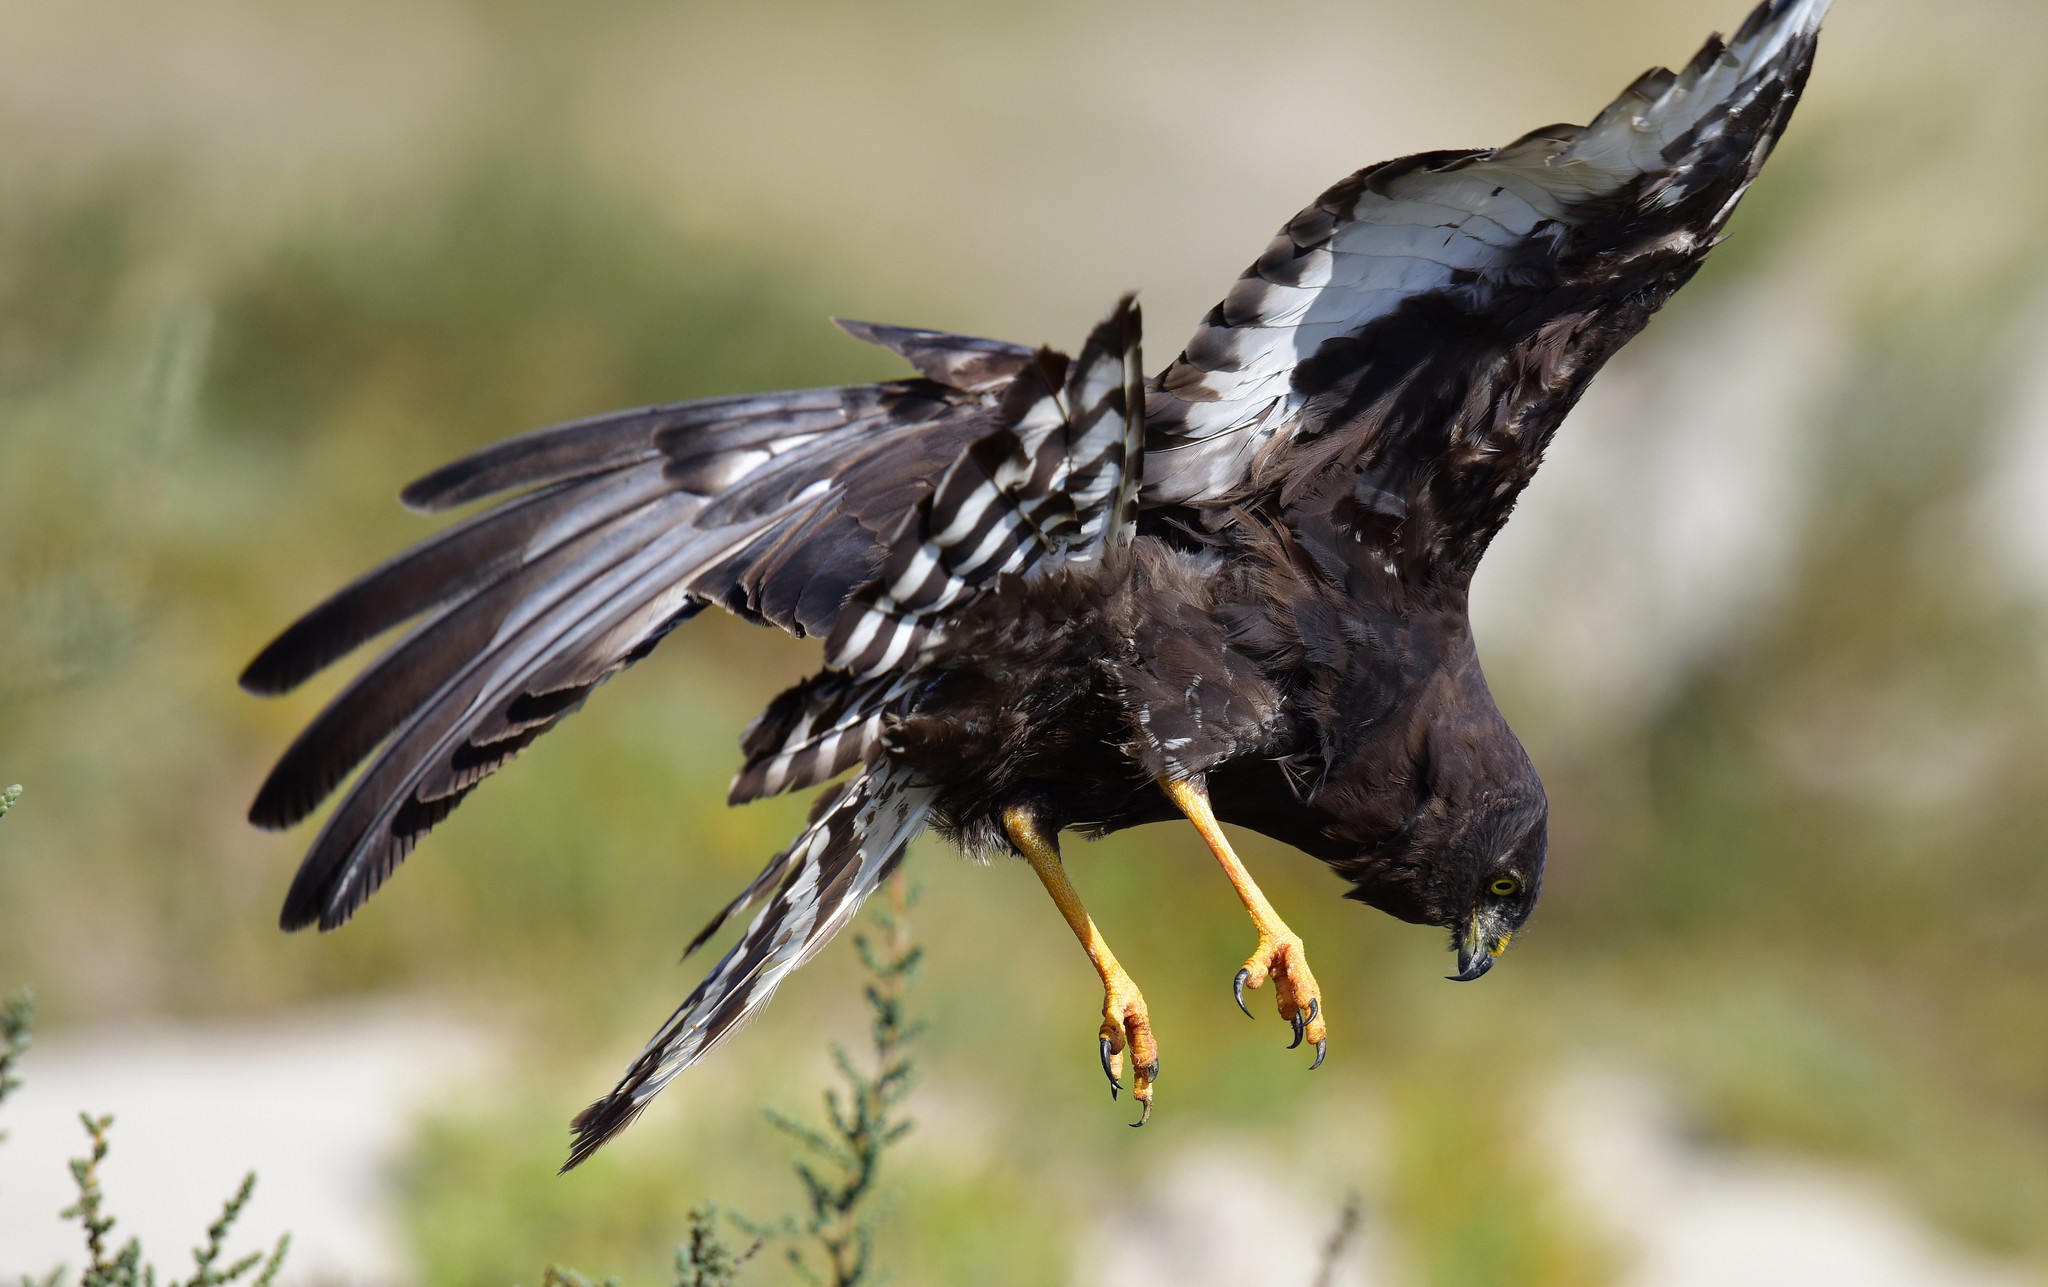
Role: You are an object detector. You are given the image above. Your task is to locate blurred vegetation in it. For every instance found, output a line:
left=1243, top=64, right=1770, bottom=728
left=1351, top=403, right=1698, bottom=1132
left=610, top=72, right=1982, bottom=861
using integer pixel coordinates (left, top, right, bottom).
left=2, top=0, right=2046, bottom=1282
left=1, top=987, right=291, bottom=1287
left=738, top=880, right=922, bottom=1287
left=539, top=1206, right=754, bottom=1287
left=2, top=990, right=30, bottom=1135
left=51, top=1112, right=290, bottom=1287
left=523, top=882, right=918, bottom=1287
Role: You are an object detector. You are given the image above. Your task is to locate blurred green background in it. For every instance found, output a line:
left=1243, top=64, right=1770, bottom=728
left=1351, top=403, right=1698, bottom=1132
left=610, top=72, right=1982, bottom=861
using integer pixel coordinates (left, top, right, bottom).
left=2, top=0, right=2045, bottom=1282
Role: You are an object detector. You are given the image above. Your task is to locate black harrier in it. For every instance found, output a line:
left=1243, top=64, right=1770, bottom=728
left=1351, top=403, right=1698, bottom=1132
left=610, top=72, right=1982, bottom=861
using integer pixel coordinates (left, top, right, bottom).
left=242, top=0, right=1828, bottom=1164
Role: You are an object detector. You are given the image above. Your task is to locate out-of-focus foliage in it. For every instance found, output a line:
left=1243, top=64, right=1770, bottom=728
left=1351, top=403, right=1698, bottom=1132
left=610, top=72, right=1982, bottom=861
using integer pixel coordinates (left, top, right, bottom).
left=2, top=0, right=2046, bottom=1282
left=525, top=883, right=918, bottom=1287
left=739, top=881, right=921, bottom=1287
left=538, top=1205, right=753, bottom=1287
left=55, top=1113, right=290, bottom=1287
left=0, top=989, right=291, bottom=1287
left=2, top=989, right=30, bottom=1126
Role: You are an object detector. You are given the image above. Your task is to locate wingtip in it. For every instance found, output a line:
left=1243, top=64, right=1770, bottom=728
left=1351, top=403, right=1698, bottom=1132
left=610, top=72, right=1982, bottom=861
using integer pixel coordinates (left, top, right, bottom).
left=1734, top=0, right=1832, bottom=51
left=1086, top=292, right=1144, bottom=350
left=238, top=654, right=289, bottom=697
left=247, top=747, right=331, bottom=832
left=561, top=1093, right=640, bottom=1173
left=830, top=316, right=882, bottom=344
left=250, top=802, right=292, bottom=833
left=1113, top=291, right=1142, bottom=336
left=397, top=470, right=464, bottom=514
left=275, top=840, right=374, bottom=933
left=241, top=616, right=330, bottom=695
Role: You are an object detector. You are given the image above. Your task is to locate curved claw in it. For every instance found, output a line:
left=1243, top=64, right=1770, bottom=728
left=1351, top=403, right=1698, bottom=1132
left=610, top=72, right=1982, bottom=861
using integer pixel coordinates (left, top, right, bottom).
left=1233, top=968, right=1253, bottom=1019
left=1288, top=1008, right=1307, bottom=1049
left=1311, top=1037, right=1328, bottom=1071
left=1130, top=1098, right=1152, bottom=1128
left=1097, top=969, right=1156, bottom=1127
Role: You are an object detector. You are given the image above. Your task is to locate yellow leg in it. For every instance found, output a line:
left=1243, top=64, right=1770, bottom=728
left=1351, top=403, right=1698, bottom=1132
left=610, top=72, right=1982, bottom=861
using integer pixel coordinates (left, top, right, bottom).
left=1002, top=804, right=1160, bottom=1126
left=1159, top=776, right=1328, bottom=1068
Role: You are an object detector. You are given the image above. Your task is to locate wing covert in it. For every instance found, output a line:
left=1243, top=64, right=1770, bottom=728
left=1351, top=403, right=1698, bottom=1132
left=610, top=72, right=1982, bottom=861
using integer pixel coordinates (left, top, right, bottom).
left=1142, top=0, right=1830, bottom=571
left=826, top=295, right=1144, bottom=678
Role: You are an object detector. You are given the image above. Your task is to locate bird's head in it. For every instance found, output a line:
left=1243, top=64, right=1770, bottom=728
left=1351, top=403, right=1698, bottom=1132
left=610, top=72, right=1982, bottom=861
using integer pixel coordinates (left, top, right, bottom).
left=1341, top=777, right=1547, bottom=980
left=1323, top=690, right=1549, bottom=981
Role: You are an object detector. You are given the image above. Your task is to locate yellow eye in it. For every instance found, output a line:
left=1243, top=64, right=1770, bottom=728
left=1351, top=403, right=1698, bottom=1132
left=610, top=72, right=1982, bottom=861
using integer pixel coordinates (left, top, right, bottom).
left=1489, top=877, right=1521, bottom=898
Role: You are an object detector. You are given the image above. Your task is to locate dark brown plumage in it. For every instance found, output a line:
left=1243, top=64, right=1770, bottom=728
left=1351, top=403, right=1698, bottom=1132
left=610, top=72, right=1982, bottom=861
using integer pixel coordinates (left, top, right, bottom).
left=241, top=0, right=1828, bottom=1166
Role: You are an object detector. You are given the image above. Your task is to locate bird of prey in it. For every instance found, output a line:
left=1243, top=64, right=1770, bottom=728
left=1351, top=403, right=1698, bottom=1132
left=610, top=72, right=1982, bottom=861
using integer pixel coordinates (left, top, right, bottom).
left=241, top=0, right=1828, bottom=1165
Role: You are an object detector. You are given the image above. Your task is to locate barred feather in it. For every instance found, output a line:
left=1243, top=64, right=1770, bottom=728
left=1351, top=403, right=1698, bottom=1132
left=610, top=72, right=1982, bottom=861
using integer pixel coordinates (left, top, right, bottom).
left=566, top=764, right=933, bottom=1170
left=831, top=318, right=1037, bottom=393
left=826, top=295, right=1144, bottom=677
left=1142, top=0, right=1830, bottom=509
left=252, top=364, right=999, bottom=929
left=729, top=670, right=915, bottom=805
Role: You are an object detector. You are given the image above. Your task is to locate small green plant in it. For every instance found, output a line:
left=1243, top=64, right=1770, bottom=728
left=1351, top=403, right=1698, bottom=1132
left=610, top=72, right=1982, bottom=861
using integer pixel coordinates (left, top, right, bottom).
left=53, top=1112, right=290, bottom=1287
left=539, top=1205, right=755, bottom=1287
left=2, top=987, right=31, bottom=1136
left=742, top=877, right=923, bottom=1287
left=539, top=875, right=923, bottom=1287
left=1310, top=1192, right=1364, bottom=1287
left=3, top=967, right=290, bottom=1287
left=667, top=1205, right=757, bottom=1287
left=2, top=792, right=31, bottom=1152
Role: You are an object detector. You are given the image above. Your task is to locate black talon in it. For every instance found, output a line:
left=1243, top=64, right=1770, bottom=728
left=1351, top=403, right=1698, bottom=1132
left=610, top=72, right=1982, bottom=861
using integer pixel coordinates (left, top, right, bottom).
left=1233, top=968, right=1253, bottom=1018
left=1100, top=1035, right=1120, bottom=1097
left=1288, top=1009, right=1307, bottom=1049
left=1311, top=1038, right=1328, bottom=1071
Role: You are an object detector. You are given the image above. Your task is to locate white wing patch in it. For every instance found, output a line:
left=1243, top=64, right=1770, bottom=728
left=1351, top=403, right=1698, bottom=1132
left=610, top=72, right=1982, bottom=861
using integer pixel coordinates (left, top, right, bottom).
left=1143, top=0, right=1831, bottom=505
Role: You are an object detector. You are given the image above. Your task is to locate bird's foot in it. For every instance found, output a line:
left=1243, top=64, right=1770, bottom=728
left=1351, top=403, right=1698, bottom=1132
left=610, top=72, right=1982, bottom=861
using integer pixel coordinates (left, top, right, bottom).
left=1097, top=966, right=1160, bottom=1126
left=1232, top=931, right=1328, bottom=1069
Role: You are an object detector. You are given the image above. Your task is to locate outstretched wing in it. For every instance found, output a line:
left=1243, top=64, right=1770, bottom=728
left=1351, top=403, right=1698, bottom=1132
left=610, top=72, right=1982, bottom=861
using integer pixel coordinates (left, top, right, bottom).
left=1144, top=0, right=1827, bottom=577
left=243, top=332, right=1023, bottom=931
left=243, top=296, right=1139, bottom=933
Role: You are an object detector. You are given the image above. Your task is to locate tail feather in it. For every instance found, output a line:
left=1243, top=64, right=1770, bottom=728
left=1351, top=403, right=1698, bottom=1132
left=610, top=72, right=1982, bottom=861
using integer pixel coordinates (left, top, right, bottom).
left=566, top=765, right=933, bottom=1170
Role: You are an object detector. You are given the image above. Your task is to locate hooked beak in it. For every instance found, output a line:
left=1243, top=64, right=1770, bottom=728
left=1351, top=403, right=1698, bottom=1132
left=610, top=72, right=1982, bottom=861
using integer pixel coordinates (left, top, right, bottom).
left=1449, top=910, right=1513, bottom=982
